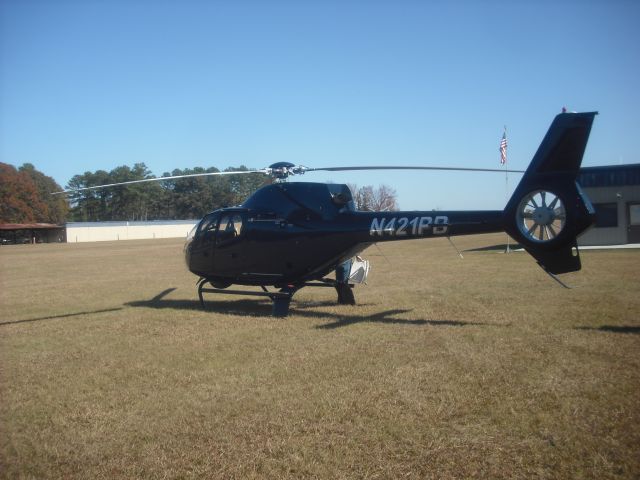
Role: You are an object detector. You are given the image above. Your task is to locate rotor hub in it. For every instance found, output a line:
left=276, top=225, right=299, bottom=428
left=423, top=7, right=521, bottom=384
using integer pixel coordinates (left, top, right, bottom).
left=267, top=162, right=308, bottom=181
left=532, top=206, right=555, bottom=226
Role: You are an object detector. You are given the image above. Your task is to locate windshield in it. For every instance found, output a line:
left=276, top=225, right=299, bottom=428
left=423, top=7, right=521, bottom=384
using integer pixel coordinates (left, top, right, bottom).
left=186, top=224, right=197, bottom=242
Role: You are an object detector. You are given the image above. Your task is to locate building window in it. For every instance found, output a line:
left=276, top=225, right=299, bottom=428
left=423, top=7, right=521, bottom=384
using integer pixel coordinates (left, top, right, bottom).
left=630, top=204, right=640, bottom=226
left=593, top=203, right=618, bottom=228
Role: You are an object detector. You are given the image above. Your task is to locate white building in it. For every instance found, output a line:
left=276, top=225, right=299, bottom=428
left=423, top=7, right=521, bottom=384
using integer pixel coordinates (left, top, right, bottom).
left=66, top=220, right=198, bottom=243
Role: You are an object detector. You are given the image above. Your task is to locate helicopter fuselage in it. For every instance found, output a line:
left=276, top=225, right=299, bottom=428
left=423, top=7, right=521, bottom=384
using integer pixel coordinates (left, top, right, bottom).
left=184, top=182, right=504, bottom=288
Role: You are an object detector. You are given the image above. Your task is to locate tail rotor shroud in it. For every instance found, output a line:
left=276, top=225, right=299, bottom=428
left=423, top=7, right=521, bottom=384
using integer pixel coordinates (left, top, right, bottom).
left=516, top=189, right=567, bottom=243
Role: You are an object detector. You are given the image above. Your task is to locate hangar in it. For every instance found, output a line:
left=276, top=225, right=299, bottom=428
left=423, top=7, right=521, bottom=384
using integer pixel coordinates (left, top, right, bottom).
left=0, top=223, right=65, bottom=244
left=577, top=164, right=640, bottom=246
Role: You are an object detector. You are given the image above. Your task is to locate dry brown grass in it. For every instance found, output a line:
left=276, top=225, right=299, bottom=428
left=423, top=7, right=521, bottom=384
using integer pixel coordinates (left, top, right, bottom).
left=1, top=234, right=639, bottom=479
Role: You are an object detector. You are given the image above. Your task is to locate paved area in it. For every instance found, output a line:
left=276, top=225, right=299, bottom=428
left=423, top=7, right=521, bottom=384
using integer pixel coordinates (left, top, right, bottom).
left=578, top=243, right=640, bottom=250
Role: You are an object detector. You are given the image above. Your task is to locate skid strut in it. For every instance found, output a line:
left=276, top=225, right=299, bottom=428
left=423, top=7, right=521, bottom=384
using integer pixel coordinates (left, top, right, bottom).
left=197, top=278, right=351, bottom=317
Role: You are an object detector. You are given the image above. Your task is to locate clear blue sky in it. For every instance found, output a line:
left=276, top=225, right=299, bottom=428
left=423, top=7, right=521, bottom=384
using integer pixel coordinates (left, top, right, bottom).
left=1, top=0, right=639, bottom=210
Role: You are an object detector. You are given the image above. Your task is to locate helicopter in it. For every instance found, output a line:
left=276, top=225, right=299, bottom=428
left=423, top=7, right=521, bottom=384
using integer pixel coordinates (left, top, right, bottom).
left=59, top=111, right=597, bottom=316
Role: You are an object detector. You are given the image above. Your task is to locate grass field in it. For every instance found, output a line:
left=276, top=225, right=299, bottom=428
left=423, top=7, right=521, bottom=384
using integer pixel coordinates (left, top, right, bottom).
left=1, top=234, right=639, bottom=479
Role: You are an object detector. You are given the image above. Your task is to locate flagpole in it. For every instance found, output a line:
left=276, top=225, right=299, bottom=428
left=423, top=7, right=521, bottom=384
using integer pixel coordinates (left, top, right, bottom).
left=501, top=126, right=510, bottom=253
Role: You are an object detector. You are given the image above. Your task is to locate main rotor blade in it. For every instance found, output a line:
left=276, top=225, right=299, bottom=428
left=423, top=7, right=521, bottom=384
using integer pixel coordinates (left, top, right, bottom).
left=304, top=165, right=525, bottom=174
left=52, top=169, right=269, bottom=195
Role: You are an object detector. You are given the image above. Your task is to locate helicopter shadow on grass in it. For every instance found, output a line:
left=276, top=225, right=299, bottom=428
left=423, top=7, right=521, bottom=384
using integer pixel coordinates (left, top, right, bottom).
left=575, top=325, right=640, bottom=335
left=0, top=308, right=125, bottom=327
left=126, top=288, right=502, bottom=330
left=126, top=287, right=273, bottom=316
left=312, top=312, right=494, bottom=330
left=463, top=243, right=523, bottom=253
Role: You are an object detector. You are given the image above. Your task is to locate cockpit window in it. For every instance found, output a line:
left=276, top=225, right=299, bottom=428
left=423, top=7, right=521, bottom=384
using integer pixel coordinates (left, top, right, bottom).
left=198, top=213, right=219, bottom=241
left=186, top=224, right=197, bottom=242
left=217, top=213, right=244, bottom=245
left=231, top=214, right=243, bottom=235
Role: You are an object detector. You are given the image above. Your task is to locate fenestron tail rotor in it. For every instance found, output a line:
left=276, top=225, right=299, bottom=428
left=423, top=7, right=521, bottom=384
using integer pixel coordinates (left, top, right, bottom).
left=516, top=189, right=567, bottom=243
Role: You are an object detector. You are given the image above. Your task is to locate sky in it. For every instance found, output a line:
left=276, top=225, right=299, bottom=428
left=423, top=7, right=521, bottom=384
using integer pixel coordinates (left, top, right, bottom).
left=1, top=0, right=639, bottom=210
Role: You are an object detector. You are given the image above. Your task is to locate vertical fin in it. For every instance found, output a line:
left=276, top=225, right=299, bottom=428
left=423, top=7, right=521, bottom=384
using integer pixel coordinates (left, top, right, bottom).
left=503, top=112, right=597, bottom=274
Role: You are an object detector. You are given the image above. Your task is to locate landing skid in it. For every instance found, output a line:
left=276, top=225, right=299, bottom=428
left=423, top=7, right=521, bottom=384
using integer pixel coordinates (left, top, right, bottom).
left=197, top=278, right=355, bottom=317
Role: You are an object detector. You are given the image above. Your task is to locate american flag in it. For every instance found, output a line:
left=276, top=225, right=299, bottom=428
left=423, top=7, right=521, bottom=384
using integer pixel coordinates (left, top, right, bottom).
left=499, top=130, right=507, bottom=165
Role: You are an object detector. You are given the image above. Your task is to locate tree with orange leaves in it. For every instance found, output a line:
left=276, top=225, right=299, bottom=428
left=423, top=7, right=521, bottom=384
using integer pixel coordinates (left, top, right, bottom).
left=0, top=162, right=66, bottom=224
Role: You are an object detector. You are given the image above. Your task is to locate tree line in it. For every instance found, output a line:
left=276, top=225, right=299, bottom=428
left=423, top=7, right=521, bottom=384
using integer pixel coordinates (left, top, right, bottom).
left=65, top=163, right=269, bottom=222
left=1, top=162, right=398, bottom=224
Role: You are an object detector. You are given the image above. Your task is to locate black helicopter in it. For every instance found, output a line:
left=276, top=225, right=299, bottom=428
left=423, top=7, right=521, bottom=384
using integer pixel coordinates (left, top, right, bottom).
left=61, top=111, right=597, bottom=316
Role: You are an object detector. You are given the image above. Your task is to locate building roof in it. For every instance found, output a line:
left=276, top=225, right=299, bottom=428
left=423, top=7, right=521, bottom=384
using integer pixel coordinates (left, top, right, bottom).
left=578, top=164, right=640, bottom=188
left=66, top=220, right=198, bottom=228
left=0, top=223, right=63, bottom=230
